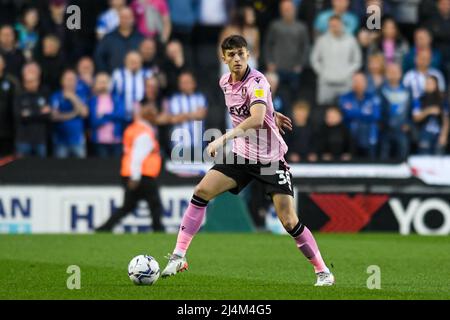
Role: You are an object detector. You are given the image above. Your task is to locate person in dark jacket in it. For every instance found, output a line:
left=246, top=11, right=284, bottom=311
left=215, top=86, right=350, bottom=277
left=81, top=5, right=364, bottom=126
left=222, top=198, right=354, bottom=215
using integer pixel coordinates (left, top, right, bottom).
left=14, top=63, right=51, bottom=158
left=286, top=100, right=317, bottom=163
left=94, top=7, right=144, bottom=73
left=413, top=75, right=449, bottom=155
left=317, top=105, right=353, bottom=161
left=36, top=34, right=66, bottom=93
left=0, top=25, right=25, bottom=80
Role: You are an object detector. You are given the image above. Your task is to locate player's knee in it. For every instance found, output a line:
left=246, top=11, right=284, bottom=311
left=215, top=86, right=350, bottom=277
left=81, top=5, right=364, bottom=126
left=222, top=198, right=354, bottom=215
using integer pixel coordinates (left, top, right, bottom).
left=281, top=216, right=299, bottom=232
left=193, top=184, right=211, bottom=201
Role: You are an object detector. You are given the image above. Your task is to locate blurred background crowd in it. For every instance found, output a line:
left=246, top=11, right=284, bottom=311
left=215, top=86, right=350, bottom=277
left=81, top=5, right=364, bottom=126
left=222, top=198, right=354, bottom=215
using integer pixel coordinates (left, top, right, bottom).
left=1, top=0, right=450, bottom=162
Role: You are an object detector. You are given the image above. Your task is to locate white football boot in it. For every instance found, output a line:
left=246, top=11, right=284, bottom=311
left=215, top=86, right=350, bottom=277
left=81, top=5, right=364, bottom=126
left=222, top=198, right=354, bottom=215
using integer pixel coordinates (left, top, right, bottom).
left=161, top=254, right=188, bottom=278
left=314, top=271, right=335, bottom=286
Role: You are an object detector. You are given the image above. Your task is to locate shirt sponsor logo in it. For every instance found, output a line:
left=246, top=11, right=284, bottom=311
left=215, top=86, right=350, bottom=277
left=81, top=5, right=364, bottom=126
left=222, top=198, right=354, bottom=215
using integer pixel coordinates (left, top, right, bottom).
left=229, top=104, right=250, bottom=116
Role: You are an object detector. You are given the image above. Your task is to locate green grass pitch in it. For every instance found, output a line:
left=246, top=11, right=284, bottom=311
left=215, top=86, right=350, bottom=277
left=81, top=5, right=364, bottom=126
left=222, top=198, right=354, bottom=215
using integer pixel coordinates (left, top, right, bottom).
left=0, top=233, right=449, bottom=300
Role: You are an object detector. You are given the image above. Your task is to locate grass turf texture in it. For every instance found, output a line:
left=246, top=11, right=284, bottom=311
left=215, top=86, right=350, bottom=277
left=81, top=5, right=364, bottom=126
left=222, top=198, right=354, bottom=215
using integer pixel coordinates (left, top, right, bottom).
left=0, top=233, right=449, bottom=300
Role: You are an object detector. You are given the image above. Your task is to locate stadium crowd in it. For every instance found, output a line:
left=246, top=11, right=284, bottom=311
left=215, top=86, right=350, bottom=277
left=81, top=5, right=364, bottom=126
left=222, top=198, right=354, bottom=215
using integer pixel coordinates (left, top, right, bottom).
left=0, top=0, right=450, bottom=162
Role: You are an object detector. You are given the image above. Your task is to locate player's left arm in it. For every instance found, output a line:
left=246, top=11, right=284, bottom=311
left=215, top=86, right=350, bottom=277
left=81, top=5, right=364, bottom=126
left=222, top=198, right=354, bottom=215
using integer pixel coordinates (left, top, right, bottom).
left=275, top=112, right=292, bottom=134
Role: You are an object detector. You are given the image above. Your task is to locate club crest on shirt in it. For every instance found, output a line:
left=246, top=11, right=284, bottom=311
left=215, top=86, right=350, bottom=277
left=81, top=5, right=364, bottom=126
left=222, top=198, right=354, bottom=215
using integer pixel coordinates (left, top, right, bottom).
left=241, top=87, right=247, bottom=98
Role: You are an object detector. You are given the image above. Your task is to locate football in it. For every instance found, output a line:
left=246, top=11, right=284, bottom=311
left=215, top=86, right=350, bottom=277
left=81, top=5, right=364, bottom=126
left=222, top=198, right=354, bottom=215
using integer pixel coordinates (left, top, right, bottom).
left=128, top=255, right=160, bottom=285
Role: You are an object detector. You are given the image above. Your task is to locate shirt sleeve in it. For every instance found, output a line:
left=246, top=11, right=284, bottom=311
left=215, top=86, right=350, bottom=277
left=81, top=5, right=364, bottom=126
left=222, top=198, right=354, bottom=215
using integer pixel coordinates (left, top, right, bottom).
left=248, top=77, right=270, bottom=108
left=130, top=133, right=154, bottom=181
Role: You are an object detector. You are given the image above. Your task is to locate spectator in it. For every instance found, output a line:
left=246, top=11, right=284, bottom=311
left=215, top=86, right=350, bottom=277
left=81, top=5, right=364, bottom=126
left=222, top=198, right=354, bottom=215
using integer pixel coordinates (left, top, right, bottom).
left=366, top=53, right=386, bottom=94
left=162, top=40, right=189, bottom=95
left=36, top=34, right=66, bottom=92
left=112, top=51, right=153, bottom=122
left=265, top=0, right=310, bottom=105
left=311, top=15, right=362, bottom=106
left=89, top=72, right=126, bottom=158
left=357, top=27, right=378, bottom=69
left=96, top=0, right=127, bottom=40
left=14, top=63, right=50, bottom=158
left=314, top=0, right=359, bottom=36
left=0, top=25, right=25, bottom=79
left=286, top=100, right=317, bottom=163
left=139, top=38, right=161, bottom=74
left=317, top=105, right=353, bottom=161
left=368, top=18, right=409, bottom=66
left=379, top=63, right=412, bottom=160
left=141, top=76, right=172, bottom=155
left=76, top=56, right=95, bottom=101
left=424, top=0, right=450, bottom=81
left=167, top=71, right=208, bottom=161
left=41, top=0, right=72, bottom=59
left=413, top=75, right=449, bottom=155
left=95, top=7, right=144, bottom=73
left=168, top=0, right=198, bottom=45
left=0, top=54, right=17, bottom=157
left=339, top=73, right=381, bottom=160
left=130, top=0, right=172, bottom=43
left=403, top=28, right=442, bottom=73
left=15, top=7, right=40, bottom=61
left=50, top=69, right=89, bottom=158
left=403, top=50, right=446, bottom=100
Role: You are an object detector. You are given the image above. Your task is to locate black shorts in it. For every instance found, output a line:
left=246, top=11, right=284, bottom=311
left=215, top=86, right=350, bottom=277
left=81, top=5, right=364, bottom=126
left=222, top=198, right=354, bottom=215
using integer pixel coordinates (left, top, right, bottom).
left=210, top=153, right=293, bottom=197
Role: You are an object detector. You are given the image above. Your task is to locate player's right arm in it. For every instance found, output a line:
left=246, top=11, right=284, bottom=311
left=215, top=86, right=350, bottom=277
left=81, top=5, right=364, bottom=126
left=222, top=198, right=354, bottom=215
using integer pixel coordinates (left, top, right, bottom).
left=207, top=103, right=266, bottom=157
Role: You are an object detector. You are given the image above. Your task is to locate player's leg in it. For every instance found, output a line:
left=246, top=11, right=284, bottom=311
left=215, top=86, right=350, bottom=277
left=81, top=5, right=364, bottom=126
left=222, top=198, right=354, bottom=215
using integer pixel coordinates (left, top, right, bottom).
left=161, top=169, right=238, bottom=277
left=272, top=194, right=335, bottom=286
left=95, top=178, right=140, bottom=232
left=141, top=177, right=165, bottom=232
left=173, top=169, right=237, bottom=256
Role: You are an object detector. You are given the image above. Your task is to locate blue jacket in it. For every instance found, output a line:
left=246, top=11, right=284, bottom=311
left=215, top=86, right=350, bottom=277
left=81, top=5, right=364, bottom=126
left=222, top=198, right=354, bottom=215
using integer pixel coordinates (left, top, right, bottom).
left=88, top=94, right=126, bottom=144
left=379, top=83, right=412, bottom=131
left=94, top=28, right=144, bottom=73
left=339, top=91, right=381, bottom=148
left=50, top=91, right=87, bottom=146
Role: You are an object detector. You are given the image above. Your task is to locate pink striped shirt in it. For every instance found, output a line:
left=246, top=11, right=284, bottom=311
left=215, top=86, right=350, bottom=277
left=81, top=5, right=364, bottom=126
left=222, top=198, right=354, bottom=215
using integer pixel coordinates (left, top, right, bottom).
left=220, top=67, right=288, bottom=163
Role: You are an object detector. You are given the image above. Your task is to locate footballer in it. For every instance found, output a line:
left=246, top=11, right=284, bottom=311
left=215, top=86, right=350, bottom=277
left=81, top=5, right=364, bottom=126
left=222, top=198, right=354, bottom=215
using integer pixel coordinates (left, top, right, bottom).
left=161, top=35, right=335, bottom=286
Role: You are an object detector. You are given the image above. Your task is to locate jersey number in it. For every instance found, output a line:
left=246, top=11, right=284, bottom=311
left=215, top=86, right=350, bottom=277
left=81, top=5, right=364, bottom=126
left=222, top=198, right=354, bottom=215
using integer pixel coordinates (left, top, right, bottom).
left=276, top=170, right=292, bottom=191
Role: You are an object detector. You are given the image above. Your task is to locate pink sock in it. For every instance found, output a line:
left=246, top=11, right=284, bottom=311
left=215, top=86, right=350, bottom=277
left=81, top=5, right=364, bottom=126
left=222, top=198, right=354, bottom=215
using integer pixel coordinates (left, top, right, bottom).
left=173, top=195, right=208, bottom=257
left=294, top=225, right=329, bottom=273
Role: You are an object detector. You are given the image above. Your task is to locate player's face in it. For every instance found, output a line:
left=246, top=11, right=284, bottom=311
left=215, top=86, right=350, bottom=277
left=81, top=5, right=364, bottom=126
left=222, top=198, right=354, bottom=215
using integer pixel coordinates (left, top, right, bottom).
left=222, top=47, right=249, bottom=73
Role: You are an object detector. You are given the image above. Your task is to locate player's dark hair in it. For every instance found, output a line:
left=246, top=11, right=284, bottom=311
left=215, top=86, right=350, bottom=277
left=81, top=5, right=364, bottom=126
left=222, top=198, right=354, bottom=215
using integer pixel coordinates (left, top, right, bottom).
left=221, top=35, right=248, bottom=53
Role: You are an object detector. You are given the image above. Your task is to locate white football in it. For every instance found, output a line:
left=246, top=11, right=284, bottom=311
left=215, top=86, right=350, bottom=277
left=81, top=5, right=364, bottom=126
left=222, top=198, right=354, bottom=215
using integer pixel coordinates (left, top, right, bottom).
left=128, top=255, right=160, bottom=285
